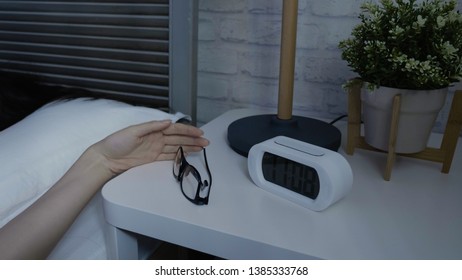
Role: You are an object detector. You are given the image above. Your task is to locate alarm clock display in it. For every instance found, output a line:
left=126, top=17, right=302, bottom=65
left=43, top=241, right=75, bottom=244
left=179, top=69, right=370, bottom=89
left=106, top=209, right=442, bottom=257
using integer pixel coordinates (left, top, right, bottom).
left=248, top=136, right=353, bottom=211
left=262, top=152, right=320, bottom=200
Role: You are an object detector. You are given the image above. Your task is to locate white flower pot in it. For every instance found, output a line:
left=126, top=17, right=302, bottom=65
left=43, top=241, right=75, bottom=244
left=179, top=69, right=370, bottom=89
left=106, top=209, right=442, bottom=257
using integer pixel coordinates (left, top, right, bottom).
left=361, top=86, right=448, bottom=154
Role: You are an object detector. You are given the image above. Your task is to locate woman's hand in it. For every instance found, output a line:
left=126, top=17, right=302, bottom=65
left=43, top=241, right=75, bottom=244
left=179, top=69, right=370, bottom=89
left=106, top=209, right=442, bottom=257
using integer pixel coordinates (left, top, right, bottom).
left=93, top=120, right=209, bottom=175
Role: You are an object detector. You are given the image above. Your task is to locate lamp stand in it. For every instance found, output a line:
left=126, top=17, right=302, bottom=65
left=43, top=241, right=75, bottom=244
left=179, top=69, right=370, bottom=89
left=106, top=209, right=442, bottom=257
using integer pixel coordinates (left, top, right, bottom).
left=227, top=0, right=341, bottom=156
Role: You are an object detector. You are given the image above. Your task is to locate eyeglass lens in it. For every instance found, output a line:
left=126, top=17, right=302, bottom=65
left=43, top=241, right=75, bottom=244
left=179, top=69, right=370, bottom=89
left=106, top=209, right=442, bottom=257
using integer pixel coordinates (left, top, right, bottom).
left=181, top=165, right=210, bottom=201
left=173, top=149, right=182, bottom=178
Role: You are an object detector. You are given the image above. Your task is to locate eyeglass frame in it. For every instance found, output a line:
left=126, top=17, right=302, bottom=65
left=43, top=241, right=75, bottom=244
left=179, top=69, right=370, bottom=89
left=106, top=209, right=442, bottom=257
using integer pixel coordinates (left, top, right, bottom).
left=173, top=147, right=212, bottom=205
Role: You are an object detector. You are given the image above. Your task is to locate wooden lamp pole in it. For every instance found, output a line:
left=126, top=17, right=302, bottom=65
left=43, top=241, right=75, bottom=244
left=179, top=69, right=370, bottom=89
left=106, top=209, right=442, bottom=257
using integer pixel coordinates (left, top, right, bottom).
left=278, top=0, right=298, bottom=120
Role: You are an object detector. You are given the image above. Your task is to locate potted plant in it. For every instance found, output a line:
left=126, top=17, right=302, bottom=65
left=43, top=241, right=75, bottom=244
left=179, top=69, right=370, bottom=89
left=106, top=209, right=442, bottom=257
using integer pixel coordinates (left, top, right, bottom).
left=338, top=0, right=462, bottom=153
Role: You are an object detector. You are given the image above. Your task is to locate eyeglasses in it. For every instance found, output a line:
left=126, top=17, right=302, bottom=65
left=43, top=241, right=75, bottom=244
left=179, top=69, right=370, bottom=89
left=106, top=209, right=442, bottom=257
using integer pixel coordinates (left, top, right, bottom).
left=173, top=147, right=212, bottom=205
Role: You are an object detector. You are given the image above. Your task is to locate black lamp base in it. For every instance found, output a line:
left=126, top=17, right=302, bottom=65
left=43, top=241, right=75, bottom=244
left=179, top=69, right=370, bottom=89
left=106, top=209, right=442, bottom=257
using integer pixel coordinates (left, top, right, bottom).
left=227, top=114, right=341, bottom=157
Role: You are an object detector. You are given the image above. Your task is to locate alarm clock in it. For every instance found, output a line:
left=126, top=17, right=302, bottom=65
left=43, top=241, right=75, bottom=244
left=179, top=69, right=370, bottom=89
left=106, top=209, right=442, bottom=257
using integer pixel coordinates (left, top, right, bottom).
left=248, top=136, right=353, bottom=211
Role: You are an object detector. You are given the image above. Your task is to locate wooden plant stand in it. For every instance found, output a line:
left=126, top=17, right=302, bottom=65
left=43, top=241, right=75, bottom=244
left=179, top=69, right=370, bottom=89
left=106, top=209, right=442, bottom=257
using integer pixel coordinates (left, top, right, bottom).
left=346, top=81, right=462, bottom=181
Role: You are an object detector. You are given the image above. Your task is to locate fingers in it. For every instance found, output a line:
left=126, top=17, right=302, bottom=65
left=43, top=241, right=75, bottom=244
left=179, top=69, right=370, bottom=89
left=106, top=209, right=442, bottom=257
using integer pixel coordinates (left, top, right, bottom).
left=130, top=120, right=209, bottom=161
left=132, top=120, right=172, bottom=137
left=163, top=134, right=209, bottom=148
left=156, top=145, right=204, bottom=161
left=162, top=122, right=205, bottom=137
left=132, top=121, right=205, bottom=140
left=162, top=144, right=204, bottom=154
left=162, top=122, right=209, bottom=148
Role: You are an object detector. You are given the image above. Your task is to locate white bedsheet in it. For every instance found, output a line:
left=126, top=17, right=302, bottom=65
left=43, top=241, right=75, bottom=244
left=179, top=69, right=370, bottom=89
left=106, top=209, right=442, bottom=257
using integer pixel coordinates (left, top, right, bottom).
left=47, top=193, right=107, bottom=259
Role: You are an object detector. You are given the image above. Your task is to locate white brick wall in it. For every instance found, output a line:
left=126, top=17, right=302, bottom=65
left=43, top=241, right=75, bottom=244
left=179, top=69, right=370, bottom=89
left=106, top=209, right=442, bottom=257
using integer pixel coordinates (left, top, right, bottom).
left=197, top=0, right=461, bottom=134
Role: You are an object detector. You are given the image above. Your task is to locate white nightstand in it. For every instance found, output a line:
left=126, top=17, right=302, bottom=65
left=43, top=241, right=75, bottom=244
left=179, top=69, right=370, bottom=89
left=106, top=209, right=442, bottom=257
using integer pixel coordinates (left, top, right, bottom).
left=102, top=109, right=462, bottom=259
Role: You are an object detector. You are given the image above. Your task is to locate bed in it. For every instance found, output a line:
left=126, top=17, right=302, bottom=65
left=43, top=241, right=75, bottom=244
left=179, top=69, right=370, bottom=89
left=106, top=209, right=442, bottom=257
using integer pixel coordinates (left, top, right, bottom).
left=0, top=94, right=189, bottom=259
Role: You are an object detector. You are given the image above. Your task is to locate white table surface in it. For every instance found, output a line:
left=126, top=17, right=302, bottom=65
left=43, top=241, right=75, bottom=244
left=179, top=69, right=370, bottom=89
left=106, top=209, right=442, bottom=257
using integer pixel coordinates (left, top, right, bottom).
left=102, top=109, right=462, bottom=259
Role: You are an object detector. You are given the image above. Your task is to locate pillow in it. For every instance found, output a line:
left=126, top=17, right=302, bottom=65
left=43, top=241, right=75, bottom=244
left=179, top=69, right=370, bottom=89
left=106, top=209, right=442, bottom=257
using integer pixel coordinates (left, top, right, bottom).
left=0, top=98, right=188, bottom=227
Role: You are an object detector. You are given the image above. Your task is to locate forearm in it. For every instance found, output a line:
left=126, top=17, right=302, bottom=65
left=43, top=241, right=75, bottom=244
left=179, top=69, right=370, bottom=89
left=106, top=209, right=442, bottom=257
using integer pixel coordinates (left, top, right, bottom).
left=0, top=146, right=114, bottom=259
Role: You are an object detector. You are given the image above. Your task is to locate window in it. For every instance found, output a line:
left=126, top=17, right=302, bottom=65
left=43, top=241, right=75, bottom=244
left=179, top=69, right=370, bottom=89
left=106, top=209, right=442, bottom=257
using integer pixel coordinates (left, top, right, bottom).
left=0, top=0, right=197, bottom=118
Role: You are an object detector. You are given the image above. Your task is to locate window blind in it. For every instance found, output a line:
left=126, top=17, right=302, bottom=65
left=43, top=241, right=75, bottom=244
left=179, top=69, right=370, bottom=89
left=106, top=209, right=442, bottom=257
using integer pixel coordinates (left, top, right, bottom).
left=0, top=0, right=172, bottom=108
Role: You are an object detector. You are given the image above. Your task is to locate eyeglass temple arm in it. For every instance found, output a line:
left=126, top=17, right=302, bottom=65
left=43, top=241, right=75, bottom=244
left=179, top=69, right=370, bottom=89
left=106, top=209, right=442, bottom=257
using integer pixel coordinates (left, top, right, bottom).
left=203, top=148, right=212, bottom=188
